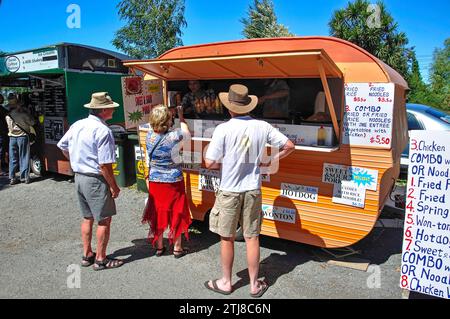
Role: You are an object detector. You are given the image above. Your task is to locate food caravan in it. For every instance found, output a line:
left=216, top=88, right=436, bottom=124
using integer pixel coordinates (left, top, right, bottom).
left=123, top=37, right=408, bottom=248
left=0, top=43, right=130, bottom=175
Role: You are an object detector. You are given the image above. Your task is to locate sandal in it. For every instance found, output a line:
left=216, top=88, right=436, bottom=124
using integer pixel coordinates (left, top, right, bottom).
left=204, top=279, right=233, bottom=295
left=250, top=280, right=269, bottom=298
left=155, top=246, right=166, bottom=257
left=81, top=253, right=96, bottom=267
left=173, top=248, right=189, bottom=259
left=93, top=258, right=124, bottom=271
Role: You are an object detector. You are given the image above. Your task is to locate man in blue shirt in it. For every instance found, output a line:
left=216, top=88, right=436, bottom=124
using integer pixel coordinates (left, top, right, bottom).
left=57, top=92, right=124, bottom=271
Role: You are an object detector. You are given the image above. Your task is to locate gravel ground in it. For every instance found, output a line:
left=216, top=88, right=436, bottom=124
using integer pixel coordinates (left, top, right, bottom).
left=0, top=173, right=407, bottom=299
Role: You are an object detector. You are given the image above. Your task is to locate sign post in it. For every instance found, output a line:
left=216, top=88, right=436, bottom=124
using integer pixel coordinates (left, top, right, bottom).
left=400, top=130, right=450, bottom=299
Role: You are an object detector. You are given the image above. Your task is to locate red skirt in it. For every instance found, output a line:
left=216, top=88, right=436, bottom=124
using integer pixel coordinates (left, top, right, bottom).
left=141, top=180, right=191, bottom=246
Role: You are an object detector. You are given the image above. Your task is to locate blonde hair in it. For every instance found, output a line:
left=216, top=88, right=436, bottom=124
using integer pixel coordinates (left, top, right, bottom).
left=149, top=105, right=171, bottom=133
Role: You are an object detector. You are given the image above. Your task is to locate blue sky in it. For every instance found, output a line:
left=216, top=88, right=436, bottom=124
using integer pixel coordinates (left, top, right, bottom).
left=0, top=0, right=448, bottom=81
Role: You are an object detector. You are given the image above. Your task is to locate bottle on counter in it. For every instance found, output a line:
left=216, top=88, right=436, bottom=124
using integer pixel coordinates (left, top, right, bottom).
left=317, top=126, right=326, bottom=146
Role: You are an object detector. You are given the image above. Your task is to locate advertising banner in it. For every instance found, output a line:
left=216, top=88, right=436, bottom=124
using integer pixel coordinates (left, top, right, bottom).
left=121, top=76, right=163, bottom=129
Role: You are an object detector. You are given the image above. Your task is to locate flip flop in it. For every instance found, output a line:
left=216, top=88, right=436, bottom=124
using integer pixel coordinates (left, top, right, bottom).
left=204, top=279, right=232, bottom=295
left=250, top=280, right=269, bottom=298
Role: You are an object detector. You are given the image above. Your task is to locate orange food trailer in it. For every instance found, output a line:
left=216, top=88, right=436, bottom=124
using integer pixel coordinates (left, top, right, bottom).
left=123, top=36, right=408, bottom=248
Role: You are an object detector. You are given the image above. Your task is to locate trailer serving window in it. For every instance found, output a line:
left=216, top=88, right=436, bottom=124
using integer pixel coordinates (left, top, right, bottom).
left=125, top=49, right=344, bottom=150
left=167, top=77, right=342, bottom=148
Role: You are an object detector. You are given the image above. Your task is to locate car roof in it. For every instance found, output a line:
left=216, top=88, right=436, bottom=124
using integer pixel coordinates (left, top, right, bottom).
left=406, top=103, right=432, bottom=112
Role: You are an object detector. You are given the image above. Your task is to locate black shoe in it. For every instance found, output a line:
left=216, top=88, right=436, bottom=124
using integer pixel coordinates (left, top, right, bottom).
left=155, top=247, right=166, bottom=257
left=10, top=179, right=20, bottom=185
left=173, top=248, right=189, bottom=259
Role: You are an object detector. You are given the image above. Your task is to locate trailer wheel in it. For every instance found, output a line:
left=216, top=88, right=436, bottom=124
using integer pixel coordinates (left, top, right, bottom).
left=30, top=155, right=43, bottom=176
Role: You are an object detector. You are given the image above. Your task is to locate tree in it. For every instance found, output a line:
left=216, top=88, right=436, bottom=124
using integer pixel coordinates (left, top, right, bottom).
left=241, top=0, right=294, bottom=39
left=329, top=0, right=414, bottom=80
left=405, top=51, right=430, bottom=104
left=112, top=0, right=187, bottom=59
left=427, top=38, right=450, bottom=111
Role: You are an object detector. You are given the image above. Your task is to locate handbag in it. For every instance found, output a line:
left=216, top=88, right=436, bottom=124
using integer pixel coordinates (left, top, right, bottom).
left=145, top=133, right=167, bottom=181
left=142, top=133, right=166, bottom=219
left=8, top=113, right=37, bottom=145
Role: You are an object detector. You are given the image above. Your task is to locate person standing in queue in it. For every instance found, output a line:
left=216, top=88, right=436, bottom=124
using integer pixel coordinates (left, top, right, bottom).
left=204, top=84, right=295, bottom=297
left=0, top=94, right=9, bottom=176
left=57, top=92, right=124, bottom=271
left=5, top=93, right=35, bottom=185
left=141, top=105, right=192, bottom=258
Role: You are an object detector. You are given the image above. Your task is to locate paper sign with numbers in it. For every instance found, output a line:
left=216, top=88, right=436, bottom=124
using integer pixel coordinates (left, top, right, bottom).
left=400, top=130, right=450, bottom=299
left=343, top=83, right=394, bottom=148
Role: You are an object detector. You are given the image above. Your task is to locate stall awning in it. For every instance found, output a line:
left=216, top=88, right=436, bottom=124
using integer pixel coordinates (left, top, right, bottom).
left=124, top=50, right=343, bottom=80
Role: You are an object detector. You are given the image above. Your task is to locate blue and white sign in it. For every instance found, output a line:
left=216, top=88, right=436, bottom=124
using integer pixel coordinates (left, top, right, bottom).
left=280, top=183, right=318, bottom=203
left=400, top=130, right=450, bottom=299
left=262, top=205, right=297, bottom=224
left=322, top=163, right=379, bottom=191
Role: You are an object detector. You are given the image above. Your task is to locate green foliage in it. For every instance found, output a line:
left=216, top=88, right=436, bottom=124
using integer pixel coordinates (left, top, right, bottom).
left=241, top=0, right=294, bottom=39
left=427, top=38, right=450, bottom=111
left=328, top=0, right=449, bottom=110
left=406, top=51, right=430, bottom=104
left=329, top=0, right=412, bottom=80
left=112, top=0, right=187, bottom=59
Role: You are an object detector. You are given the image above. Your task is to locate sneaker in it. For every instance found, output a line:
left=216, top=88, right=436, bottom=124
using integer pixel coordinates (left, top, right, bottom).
left=24, top=179, right=31, bottom=184
left=10, top=179, right=20, bottom=185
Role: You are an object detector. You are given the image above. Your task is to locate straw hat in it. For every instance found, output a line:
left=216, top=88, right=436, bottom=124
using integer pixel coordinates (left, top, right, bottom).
left=84, top=92, right=119, bottom=109
left=219, top=84, right=258, bottom=114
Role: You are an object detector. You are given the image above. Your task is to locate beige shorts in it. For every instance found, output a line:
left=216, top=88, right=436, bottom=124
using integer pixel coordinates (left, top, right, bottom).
left=209, top=189, right=262, bottom=238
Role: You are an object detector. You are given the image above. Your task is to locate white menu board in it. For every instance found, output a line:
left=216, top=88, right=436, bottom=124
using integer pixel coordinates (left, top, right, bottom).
left=198, top=168, right=221, bottom=192
left=322, top=163, right=378, bottom=208
left=121, top=76, right=163, bottom=129
left=343, top=83, right=394, bottom=148
left=400, top=131, right=450, bottom=299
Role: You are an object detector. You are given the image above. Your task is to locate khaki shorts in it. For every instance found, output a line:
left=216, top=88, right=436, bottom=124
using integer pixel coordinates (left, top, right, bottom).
left=209, top=190, right=262, bottom=238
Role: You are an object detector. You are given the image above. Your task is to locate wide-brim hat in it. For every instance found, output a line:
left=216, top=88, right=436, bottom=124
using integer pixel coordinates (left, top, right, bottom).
left=84, top=92, right=119, bottom=109
left=219, top=84, right=258, bottom=114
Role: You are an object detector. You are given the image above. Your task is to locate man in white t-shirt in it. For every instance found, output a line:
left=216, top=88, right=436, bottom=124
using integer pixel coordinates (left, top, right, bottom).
left=204, top=84, right=295, bottom=298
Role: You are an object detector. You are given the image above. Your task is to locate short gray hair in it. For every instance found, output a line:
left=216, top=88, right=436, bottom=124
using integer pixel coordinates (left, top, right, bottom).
left=89, top=109, right=103, bottom=116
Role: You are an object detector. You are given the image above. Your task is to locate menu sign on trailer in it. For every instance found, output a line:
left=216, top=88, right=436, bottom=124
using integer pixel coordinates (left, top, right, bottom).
left=343, top=83, right=394, bottom=148
left=400, top=131, right=450, bottom=299
left=121, top=76, right=163, bottom=129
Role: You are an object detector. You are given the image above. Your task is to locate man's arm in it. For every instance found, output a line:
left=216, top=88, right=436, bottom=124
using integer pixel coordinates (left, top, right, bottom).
left=100, top=163, right=120, bottom=199
left=204, top=127, right=223, bottom=170
left=61, top=150, right=70, bottom=160
left=177, top=106, right=190, bottom=137
left=261, top=139, right=295, bottom=175
left=205, top=158, right=221, bottom=170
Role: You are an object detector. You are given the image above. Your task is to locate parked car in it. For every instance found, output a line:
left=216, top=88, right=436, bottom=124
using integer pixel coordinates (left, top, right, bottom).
left=401, top=103, right=450, bottom=174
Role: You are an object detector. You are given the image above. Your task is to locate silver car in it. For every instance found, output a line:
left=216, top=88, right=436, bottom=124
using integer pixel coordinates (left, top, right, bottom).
left=401, top=103, right=450, bottom=173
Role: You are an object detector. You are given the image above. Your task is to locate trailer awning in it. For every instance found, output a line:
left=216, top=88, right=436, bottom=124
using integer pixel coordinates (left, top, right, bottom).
left=123, top=50, right=343, bottom=80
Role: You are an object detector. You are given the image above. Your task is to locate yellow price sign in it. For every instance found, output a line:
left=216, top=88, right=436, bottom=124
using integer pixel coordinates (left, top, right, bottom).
left=147, top=84, right=160, bottom=93
left=137, top=161, right=145, bottom=176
